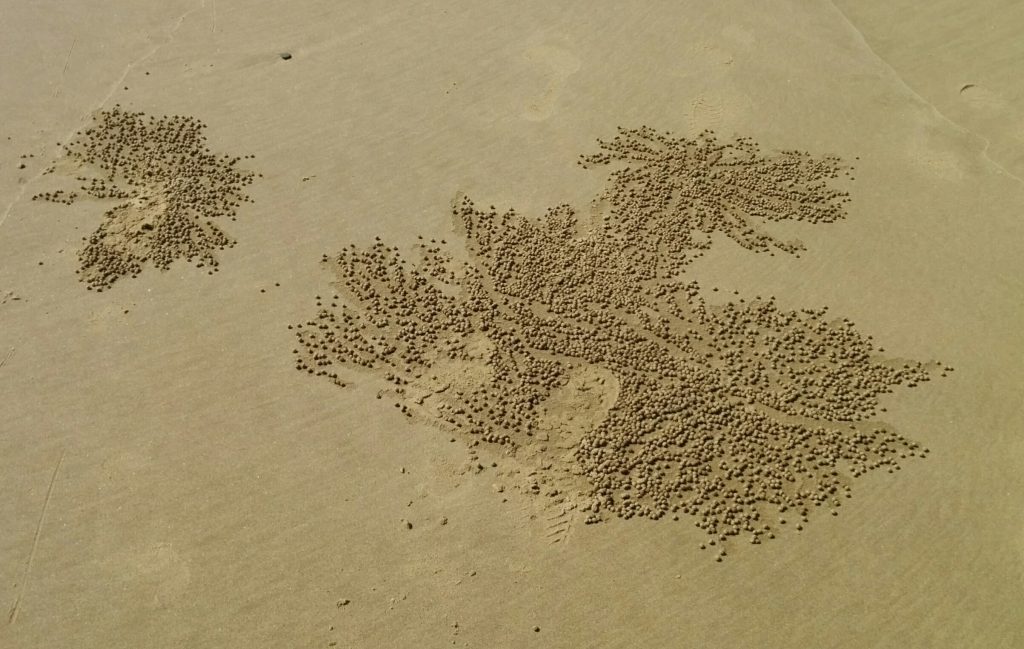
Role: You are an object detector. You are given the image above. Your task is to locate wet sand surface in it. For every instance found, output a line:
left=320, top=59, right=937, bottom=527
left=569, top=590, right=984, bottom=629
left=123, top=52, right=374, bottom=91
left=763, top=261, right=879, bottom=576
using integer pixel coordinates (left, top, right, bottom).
left=1, top=1, right=1022, bottom=647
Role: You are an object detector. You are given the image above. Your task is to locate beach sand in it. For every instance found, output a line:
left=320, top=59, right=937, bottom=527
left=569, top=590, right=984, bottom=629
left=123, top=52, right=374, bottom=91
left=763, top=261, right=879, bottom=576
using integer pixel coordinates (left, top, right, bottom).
left=1, top=1, right=1022, bottom=647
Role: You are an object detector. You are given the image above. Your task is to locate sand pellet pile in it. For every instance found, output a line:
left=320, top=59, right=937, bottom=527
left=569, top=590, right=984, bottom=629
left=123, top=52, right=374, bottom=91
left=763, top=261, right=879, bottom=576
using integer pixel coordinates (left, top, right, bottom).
left=580, top=126, right=851, bottom=265
left=292, top=127, right=945, bottom=555
left=36, top=107, right=257, bottom=290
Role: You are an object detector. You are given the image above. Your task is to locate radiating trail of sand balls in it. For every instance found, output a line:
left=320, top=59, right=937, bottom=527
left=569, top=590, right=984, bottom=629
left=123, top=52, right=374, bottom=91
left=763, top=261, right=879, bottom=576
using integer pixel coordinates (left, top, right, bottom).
left=0, top=2, right=209, bottom=233
left=34, top=107, right=257, bottom=291
left=291, top=127, right=946, bottom=555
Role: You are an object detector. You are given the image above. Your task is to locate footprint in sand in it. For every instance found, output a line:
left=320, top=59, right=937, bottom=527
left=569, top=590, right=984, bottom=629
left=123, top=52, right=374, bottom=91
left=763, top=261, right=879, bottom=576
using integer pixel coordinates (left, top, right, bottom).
left=906, top=124, right=968, bottom=182
left=524, top=365, right=619, bottom=545
left=688, top=93, right=724, bottom=136
left=86, top=300, right=133, bottom=333
left=522, top=44, right=581, bottom=122
left=912, top=146, right=965, bottom=182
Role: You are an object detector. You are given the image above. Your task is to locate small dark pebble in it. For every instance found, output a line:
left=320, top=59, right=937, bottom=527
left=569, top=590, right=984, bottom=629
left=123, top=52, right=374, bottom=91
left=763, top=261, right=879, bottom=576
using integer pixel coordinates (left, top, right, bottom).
left=279, top=52, right=292, bottom=60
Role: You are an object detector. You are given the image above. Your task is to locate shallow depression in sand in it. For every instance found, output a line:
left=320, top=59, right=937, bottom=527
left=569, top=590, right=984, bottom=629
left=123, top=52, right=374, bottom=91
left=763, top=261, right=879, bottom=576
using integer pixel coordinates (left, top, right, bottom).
left=537, top=364, right=619, bottom=451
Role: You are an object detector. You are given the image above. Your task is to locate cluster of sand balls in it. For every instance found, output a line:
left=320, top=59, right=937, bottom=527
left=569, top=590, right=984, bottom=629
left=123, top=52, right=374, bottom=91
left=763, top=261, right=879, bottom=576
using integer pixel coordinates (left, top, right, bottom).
left=31, top=189, right=78, bottom=205
left=42, top=106, right=256, bottom=291
left=292, top=126, right=944, bottom=554
left=579, top=126, right=853, bottom=270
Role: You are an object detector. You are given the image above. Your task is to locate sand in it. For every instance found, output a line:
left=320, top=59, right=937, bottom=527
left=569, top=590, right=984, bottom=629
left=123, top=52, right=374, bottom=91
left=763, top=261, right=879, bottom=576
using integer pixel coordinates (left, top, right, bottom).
left=1, top=1, right=1022, bottom=648
left=292, top=128, right=939, bottom=552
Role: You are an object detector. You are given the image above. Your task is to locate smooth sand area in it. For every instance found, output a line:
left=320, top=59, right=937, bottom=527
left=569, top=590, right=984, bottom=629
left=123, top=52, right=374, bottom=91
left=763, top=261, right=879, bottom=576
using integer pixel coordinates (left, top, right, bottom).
left=1, top=1, right=1022, bottom=647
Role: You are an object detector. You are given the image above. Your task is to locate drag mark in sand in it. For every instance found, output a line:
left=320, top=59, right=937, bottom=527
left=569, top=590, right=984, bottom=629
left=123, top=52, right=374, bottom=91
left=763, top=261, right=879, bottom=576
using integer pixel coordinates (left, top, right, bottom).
left=0, top=347, right=14, bottom=370
left=52, top=37, right=77, bottom=98
left=8, top=449, right=65, bottom=625
left=291, top=126, right=947, bottom=558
